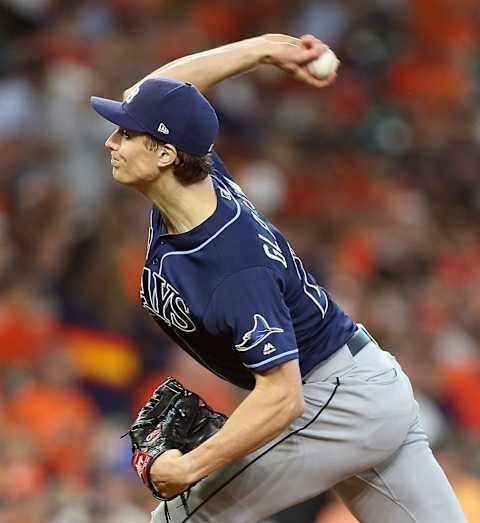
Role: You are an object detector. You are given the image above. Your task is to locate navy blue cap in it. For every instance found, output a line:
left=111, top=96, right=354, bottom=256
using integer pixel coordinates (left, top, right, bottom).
left=90, top=78, right=219, bottom=156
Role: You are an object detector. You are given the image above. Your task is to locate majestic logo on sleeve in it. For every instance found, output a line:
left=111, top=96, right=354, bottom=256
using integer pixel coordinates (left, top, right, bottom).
left=235, top=314, right=284, bottom=352
left=141, top=267, right=196, bottom=332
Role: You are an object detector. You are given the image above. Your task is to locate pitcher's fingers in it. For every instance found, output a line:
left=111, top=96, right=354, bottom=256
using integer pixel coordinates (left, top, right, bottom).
left=296, top=42, right=328, bottom=65
left=298, top=35, right=328, bottom=61
left=300, top=34, right=328, bottom=49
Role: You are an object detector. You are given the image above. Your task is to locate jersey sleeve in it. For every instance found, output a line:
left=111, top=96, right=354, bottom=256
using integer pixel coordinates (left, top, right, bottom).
left=204, top=266, right=299, bottom=373
left=211, top=150, right=235, bottom=181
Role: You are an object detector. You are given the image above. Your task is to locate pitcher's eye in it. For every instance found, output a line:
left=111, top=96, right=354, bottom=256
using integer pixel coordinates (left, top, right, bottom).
left=120, top=129, right=130, bottom=139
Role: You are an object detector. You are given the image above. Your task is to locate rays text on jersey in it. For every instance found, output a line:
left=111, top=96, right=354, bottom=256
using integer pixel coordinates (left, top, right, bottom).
left=141, top=267, right=196, bottom=332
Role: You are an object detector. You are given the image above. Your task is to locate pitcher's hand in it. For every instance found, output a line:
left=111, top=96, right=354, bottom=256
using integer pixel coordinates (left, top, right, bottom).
left=262, top=33, right=337, bottom=88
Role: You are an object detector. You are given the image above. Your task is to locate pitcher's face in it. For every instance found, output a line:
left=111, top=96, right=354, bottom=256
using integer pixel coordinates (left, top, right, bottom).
left=105, top=128, right=159, bottom=185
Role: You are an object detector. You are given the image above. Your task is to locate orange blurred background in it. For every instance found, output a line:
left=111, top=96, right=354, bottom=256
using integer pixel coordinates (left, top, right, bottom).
left=0, top=0, right=479, bottom=521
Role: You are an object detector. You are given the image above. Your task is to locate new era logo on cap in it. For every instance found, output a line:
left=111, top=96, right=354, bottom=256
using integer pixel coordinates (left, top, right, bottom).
left=157, top=122, right=170, bottom=135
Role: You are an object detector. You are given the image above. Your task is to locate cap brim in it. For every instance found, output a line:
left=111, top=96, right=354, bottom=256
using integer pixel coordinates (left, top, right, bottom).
left=90, top=96, right=145, bottom=133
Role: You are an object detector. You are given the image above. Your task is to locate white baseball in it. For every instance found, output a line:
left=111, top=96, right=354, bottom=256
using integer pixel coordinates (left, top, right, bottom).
left=307, top=49, right=340, bottom=79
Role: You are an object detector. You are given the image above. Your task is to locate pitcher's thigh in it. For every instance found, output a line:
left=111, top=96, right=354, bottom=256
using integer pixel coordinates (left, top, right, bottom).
left=334, top=437, right=467, bottom=523
left=149, top=462, right=260, bottom=523
left=149, top=452, right=300, bottom=523
left=150, top=440, right=329, bottom=523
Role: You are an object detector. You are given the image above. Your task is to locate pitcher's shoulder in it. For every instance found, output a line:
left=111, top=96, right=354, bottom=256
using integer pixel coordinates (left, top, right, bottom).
left=212, top=212, right=287, bottom=279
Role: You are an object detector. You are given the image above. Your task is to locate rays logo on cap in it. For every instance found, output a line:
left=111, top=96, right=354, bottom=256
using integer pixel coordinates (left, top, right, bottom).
left=235, top=314, right=284, bottom=352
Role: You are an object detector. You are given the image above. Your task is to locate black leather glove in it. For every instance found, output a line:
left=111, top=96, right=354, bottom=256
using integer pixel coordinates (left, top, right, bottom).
left=127, top=377, right=227, bottom=500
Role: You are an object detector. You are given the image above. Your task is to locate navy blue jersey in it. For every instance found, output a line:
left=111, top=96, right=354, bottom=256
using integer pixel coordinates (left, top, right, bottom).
left=140, top=152, right=356, bottom=390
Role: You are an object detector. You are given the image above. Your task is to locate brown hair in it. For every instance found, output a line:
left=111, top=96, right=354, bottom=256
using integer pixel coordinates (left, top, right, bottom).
left=144, top=135, right=213, bottom=186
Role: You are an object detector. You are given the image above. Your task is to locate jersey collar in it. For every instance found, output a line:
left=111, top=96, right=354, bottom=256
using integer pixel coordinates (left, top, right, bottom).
left=156, top=177, right=238, bottom=250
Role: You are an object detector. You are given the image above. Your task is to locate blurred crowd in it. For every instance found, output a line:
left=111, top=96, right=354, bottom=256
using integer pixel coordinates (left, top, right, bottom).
left=1, top=0, right=479, bottom=522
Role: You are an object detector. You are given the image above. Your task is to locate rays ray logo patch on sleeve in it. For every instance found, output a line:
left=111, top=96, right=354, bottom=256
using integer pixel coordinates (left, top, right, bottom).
left=235, top=314, right=284, bottom=352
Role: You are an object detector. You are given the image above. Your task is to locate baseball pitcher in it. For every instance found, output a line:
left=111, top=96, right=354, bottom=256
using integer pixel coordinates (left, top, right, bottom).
left=90, top=34, right=467, bottom=523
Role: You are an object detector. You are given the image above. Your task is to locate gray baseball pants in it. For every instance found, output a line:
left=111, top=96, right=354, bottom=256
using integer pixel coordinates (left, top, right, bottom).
left=151, top=338, right=467, bottom=523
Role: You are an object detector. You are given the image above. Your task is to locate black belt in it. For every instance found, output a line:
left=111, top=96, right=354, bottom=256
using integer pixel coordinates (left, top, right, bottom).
left=346, top=325, right=376, bottom=356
